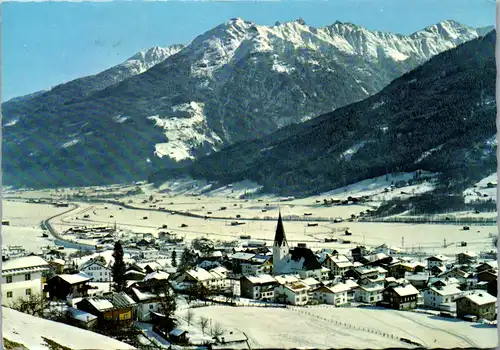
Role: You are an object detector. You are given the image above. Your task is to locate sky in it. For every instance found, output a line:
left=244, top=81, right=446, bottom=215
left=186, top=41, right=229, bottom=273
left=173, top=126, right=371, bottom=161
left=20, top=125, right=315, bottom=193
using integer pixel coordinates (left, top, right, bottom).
left=2, top=0, right=496, bottom=101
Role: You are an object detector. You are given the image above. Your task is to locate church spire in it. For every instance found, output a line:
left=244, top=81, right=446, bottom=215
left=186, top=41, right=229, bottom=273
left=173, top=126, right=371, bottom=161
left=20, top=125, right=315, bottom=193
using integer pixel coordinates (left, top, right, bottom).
left=274, top=211, right=288, bottom=247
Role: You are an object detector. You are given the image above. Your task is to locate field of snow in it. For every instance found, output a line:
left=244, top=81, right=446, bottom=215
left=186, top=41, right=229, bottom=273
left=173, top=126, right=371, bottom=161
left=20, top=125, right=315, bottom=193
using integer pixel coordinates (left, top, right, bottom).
left=179, top=305, right=498, bottom=349
left=1, top=201, right=72, bottom=253
left=5, top=178, right=497, bottom=257
left=2, top=307, right=135, bottom=349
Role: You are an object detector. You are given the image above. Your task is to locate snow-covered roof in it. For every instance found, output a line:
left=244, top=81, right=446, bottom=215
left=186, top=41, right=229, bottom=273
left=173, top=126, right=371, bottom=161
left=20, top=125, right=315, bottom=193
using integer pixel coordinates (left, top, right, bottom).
left=144, top=271, right=170, bottom=281
left=344, top=279, right=359, bottom=289
left=460, top=293, right=497, bottom=306
left=85, top=297, right=114, bottom=311
left=50, top=258, right=66, bottom=266
left=211, top=266, right=228, bottom=275
left=459, top=251, right=478, bottom=258
left=230, top=252, right=255, bottom=260
left=68, top=307, right=98, bottom=323
left=285, top=282, right=310, bottom=292
left=131, top=288, right=158, bottom=302
left=385, top=277, right=397, bottom=283
left=244, top=274, right=277, bottom=285
left=186, top=268, right=219, bottom=281
left=170, top=328, right=188, bottom=337
left=58, top=272, right=93, bottom=285
left=426, top=254, right=449, bottom=261
left=392, top=284, right=420, bottom=297
left=374, top=266, right=387, bottom=273
left=2, top=256, right=49, bottom=273
left=329, top=283, right=351, bottom=294
left=362, top=253, right=389, bottom=263
left=430, top=285, right=463, bottom=296
left=274, top=274, right=301, bottom=285
left=302, top=277, right=320, bottom=286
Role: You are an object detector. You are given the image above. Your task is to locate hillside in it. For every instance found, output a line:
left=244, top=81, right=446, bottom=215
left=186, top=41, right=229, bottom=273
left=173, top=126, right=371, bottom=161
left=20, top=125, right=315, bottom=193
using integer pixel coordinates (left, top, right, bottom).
left=150, top=31, right=496, bottom=198
left=2, top=19, right=488, bottom=189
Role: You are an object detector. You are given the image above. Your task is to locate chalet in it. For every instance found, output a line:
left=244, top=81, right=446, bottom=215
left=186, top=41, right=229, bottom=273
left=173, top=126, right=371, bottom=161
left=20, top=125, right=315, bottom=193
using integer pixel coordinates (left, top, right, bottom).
left=354, top=283, right=384, bottom=304
left=67, top=307, right=99, bottom=330
left=124, top=269, right=146, bottom=281
left=404, top=272, right=430, bottom=289
left=169, top=328, right=189, bottom=344
left=343, top=279, right=359, bottom=301
left=476, top=261, right=498, bottom=274
left=456, top=292, right=497, bottom=321
left=345, top=266, right=384, bottom=282
left=214, top=329, right=247, bottom=345
left=374, top=244, right=401, bottom=256
left=275, top=281, right=310, bottom=305
left=382, top=284, right=419, bottom=310
left=429, top=264, right=447, bottom=276
left=2, top=256, right=50, bottom=304
left=425, top=255, right=449, bottom=271
left=240, top=274, right=278, bottom=301
left=79, top=258, right=112, bottom=282
left=359, top=253, right=393, bottom=267
left=312, top=283, right=350, bottom=306
left=46, top=273, right=93, bottom=300
left=387, top=261, right=426, bottom=279
left=230, top=252, right=256, bottom=273
left=322, top=254, right=353, bottom=277
left=438, top=268, right=469, bottom=287
left=423, top=284, right=463, bottom=311
left=48, top=259, right=66, bottom=275
left=302, top=277, right=321, bottom=290
left=241, top=255, right=273, bottom=276
left=129, top=287, right=163, bottom=322
left=76, top=292, right=136, bottom=324
left=175, top=267, right=227, bottom=290
left=351, top=246, right=369, bottom=262
left=456, top=251, right=478, bottom=265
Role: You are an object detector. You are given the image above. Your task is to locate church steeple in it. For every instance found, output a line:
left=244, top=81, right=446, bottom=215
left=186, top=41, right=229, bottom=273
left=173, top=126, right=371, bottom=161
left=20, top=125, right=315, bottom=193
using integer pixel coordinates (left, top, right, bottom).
left=274, top=212, right=288, bottom=247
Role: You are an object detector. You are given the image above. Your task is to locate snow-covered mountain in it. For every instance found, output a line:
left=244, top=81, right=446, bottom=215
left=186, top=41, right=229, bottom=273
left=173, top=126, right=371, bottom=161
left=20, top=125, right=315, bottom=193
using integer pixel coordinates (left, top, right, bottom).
left=2, top=19, right=489, bottom=188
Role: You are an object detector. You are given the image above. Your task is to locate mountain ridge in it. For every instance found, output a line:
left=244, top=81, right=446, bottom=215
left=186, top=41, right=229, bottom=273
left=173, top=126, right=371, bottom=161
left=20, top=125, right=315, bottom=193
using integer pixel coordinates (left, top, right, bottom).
left=2, top=19, right=490, bottom=189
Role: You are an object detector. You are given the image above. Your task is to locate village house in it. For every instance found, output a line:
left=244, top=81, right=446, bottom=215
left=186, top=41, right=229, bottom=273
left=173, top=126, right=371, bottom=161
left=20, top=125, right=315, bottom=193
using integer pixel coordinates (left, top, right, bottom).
left=404, top=272, right=430, bottom=290
left=456, top=292, right=497, bottom=321
left=76, top=292, right=136, bottom=325
left=79, top=258, right=112, bottom=282
left=476, top=261, right=498, bottom=274
left=382, top=283, right=420, bottom=310
left=343, top=278, right=359, bottom=301
left=359, top=253, right=393, bottom=268
left=423, top=284, right=463, bottom=311
left=141, top=248, right=160, bottom=261
left=230, top=252, right=256, bottom=273
left=240, top=274, right=278, bottom=301
left=438, top=267, right=469, bottom=287
left=425, top=255, right=450, bottom=271
left=48, top=258, right=66, bottom=275
left=169, top=328, right=189, bottom=344
left=175, top=267, right=227, bottom=291
left=354, top=283, right=384, bottom=304
left=374, top=244, right=401, bottom=256
left=274, top=281, right=310, bottom=306
left=67, top=307, right=99, bottom=330
left=387, top=261, right=426, bottom=279
left=322, top=254, right=353, bottom=277
left=2, top=256, right=50, bottom=304
left=129, top=287, right=163, bottom=322
left=46, top=272, right=93, bottom=301
left=456, top=251, right=478, bottom=265
left=311, top=283, right=350, bottom=306
left=241, top=255, right=273, bottom=276
left=351, top=246, right=370, bottom=262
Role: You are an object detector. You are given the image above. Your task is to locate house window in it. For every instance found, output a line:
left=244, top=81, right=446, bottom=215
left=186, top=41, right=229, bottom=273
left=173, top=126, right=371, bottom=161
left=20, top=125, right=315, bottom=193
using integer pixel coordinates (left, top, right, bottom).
left=7, top=292, right=12, bottom=298
left=25, top=273, right=31, bottom=281
left=6, top=276, right=12, bottom=283
left=25, top=289, right=31, bottom=296
left=149, top=304, right=154, bottom=309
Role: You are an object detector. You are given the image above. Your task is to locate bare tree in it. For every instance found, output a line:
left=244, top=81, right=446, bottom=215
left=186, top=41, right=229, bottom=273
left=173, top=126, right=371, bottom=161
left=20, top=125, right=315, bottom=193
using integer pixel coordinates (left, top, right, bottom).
left=11, top=293, right=50, bottom=317
left=199, top=316, right=209, bottom=334
left=186, top=309, right=194, bottom=326
left=211, top=322, right=224, bottom=338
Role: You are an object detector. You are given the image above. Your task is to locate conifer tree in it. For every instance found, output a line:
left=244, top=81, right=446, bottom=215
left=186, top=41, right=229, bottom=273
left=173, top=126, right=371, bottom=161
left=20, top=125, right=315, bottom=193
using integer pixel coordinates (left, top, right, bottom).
left=112, top=241, right=127, bottom=292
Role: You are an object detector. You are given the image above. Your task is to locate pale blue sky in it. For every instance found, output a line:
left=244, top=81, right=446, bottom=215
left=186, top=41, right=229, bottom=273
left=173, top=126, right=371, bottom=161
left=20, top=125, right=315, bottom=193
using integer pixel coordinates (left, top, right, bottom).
left=2, top=0, right=496, bottom=101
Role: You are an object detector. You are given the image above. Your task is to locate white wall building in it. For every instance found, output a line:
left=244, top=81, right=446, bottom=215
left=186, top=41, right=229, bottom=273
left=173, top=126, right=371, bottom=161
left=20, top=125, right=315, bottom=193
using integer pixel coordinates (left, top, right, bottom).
left=423, top=285, right=463, bottom=311
left=79, top=260, right=112, bottom=282
left=312, top=283, right=350, bottom=306
left=2, top=256, right=49, bottom=304
left=275, top=281, right=310, bottom=306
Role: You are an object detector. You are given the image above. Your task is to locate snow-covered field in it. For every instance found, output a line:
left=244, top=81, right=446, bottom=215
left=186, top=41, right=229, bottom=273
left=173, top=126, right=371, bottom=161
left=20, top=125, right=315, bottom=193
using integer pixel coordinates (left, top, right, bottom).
left=2, top=307, right=135, bottom=349
left=463, top=173, right=498, bottom=204
left=3, top=174, right=497, bottom=257
left=179, top=305, right=498, bottom=349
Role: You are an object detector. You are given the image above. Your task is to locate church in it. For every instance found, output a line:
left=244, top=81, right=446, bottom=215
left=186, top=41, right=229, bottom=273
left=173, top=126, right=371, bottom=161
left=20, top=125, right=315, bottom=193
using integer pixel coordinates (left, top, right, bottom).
left=272, top=212, right=329, bottom=280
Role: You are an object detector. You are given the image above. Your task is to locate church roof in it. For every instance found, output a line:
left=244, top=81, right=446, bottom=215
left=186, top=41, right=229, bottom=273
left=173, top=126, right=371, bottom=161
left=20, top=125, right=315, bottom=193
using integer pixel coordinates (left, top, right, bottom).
left=273, top=212, right=288, bottom=247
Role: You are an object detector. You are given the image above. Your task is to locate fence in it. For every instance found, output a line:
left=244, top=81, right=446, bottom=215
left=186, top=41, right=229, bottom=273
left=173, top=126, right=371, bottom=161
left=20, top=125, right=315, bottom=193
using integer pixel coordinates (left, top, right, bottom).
left=285, top=306, right=421, bottom=346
